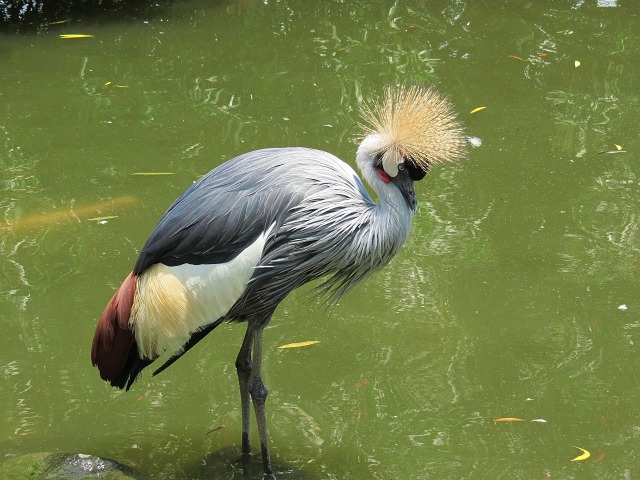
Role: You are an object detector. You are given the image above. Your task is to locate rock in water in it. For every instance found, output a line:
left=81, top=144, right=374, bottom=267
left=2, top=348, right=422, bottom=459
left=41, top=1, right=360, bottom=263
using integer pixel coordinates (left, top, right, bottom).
left=0, top=453, right=137, bottom=479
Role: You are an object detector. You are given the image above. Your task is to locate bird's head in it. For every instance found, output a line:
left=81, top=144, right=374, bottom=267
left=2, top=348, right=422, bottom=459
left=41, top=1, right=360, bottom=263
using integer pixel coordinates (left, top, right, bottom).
left=357, top=85, right=465, bottom=212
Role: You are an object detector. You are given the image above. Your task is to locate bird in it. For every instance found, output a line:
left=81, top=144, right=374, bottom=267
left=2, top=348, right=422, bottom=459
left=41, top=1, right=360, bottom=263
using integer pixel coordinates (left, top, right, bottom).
left=91, top=85, right=465, bottom=476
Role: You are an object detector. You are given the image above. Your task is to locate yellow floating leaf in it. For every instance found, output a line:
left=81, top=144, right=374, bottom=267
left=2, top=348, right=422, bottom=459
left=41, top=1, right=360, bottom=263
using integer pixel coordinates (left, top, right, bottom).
left=615, top=144, right=622, bottom=150
left=470, top=106, right=487, bottom=114
left=104, top=82, right=129, bottom=88
left=59, top=34, right=94, bottom=39
left=131, top=172, right=175, bottom=176
left=278, top=340, right=320, bottom=349
left=493, top=417, right=526, bottom=423
left=571, top=446, right=591, bottom=462
left=574, top=60, right=581, bottom=68
left=87, top=215, right=119, bottom=222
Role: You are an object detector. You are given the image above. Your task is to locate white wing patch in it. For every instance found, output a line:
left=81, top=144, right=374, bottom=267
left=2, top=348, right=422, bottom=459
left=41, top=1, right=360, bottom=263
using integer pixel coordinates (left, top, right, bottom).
left=131, top=227, right=272, bottom=358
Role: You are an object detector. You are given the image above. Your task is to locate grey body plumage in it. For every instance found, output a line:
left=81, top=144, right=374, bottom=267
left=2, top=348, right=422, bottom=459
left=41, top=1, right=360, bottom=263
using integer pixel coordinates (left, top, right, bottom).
left=91, top=86, right=465, bottom=477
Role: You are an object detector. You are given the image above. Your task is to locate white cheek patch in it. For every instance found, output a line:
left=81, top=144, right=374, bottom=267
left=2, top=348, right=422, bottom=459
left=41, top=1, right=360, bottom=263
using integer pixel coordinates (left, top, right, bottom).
left=381, top=149, right=401, bottom=177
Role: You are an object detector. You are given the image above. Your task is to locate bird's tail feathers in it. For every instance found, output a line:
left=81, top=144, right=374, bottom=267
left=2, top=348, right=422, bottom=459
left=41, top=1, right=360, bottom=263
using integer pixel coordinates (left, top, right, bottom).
left=91, top=272, right=153, bottom=390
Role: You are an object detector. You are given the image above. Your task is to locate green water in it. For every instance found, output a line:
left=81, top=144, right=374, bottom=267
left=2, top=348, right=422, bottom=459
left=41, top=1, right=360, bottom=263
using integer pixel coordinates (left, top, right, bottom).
left=1, top=1, right=639, bottom=478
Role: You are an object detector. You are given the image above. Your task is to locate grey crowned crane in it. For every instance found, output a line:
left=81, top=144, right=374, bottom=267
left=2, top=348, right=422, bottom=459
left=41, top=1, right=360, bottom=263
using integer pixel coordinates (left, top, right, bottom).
left=91, top=85, right=465, bottom=476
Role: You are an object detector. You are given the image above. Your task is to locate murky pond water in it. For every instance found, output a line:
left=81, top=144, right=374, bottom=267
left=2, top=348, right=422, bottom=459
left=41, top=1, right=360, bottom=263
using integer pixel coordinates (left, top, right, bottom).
left=1, top=1, right=639, bottom=478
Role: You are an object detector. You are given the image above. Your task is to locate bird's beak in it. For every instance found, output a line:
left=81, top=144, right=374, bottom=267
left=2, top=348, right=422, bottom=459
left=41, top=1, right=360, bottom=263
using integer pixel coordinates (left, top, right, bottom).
left=391, top=170, right=418, bottom=213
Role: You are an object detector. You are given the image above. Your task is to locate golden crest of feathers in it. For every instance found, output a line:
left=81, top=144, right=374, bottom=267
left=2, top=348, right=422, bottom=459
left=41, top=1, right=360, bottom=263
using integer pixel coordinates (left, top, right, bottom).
left=360, top=85, right=465, bottom=175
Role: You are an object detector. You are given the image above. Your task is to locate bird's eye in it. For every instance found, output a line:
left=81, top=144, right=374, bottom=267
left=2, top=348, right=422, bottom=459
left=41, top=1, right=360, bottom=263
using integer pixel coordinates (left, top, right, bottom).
left=397, top=163, right=406, bottom=172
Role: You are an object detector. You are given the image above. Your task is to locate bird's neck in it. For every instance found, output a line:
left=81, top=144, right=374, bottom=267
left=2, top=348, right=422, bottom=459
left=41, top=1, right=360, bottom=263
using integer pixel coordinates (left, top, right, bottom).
left=354, top=144, right=414, bottom=260
left=369, top=176, right=414, bottom=250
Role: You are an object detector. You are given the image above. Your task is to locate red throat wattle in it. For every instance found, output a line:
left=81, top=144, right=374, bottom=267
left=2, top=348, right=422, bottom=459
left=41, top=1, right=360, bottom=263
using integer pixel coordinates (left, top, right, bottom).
left=377, top=170, right=391, bottom=184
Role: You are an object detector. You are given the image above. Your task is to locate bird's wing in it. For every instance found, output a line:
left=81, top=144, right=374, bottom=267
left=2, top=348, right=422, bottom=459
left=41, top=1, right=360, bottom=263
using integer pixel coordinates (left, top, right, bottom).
left=133, top=148, right=309, bottom=275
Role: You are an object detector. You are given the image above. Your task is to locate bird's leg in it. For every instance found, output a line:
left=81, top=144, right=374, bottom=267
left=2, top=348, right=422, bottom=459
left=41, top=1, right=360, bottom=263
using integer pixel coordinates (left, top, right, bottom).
left=249, top=327, right=273, bottom=476
left=235, top=326, right=255, bottom=458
